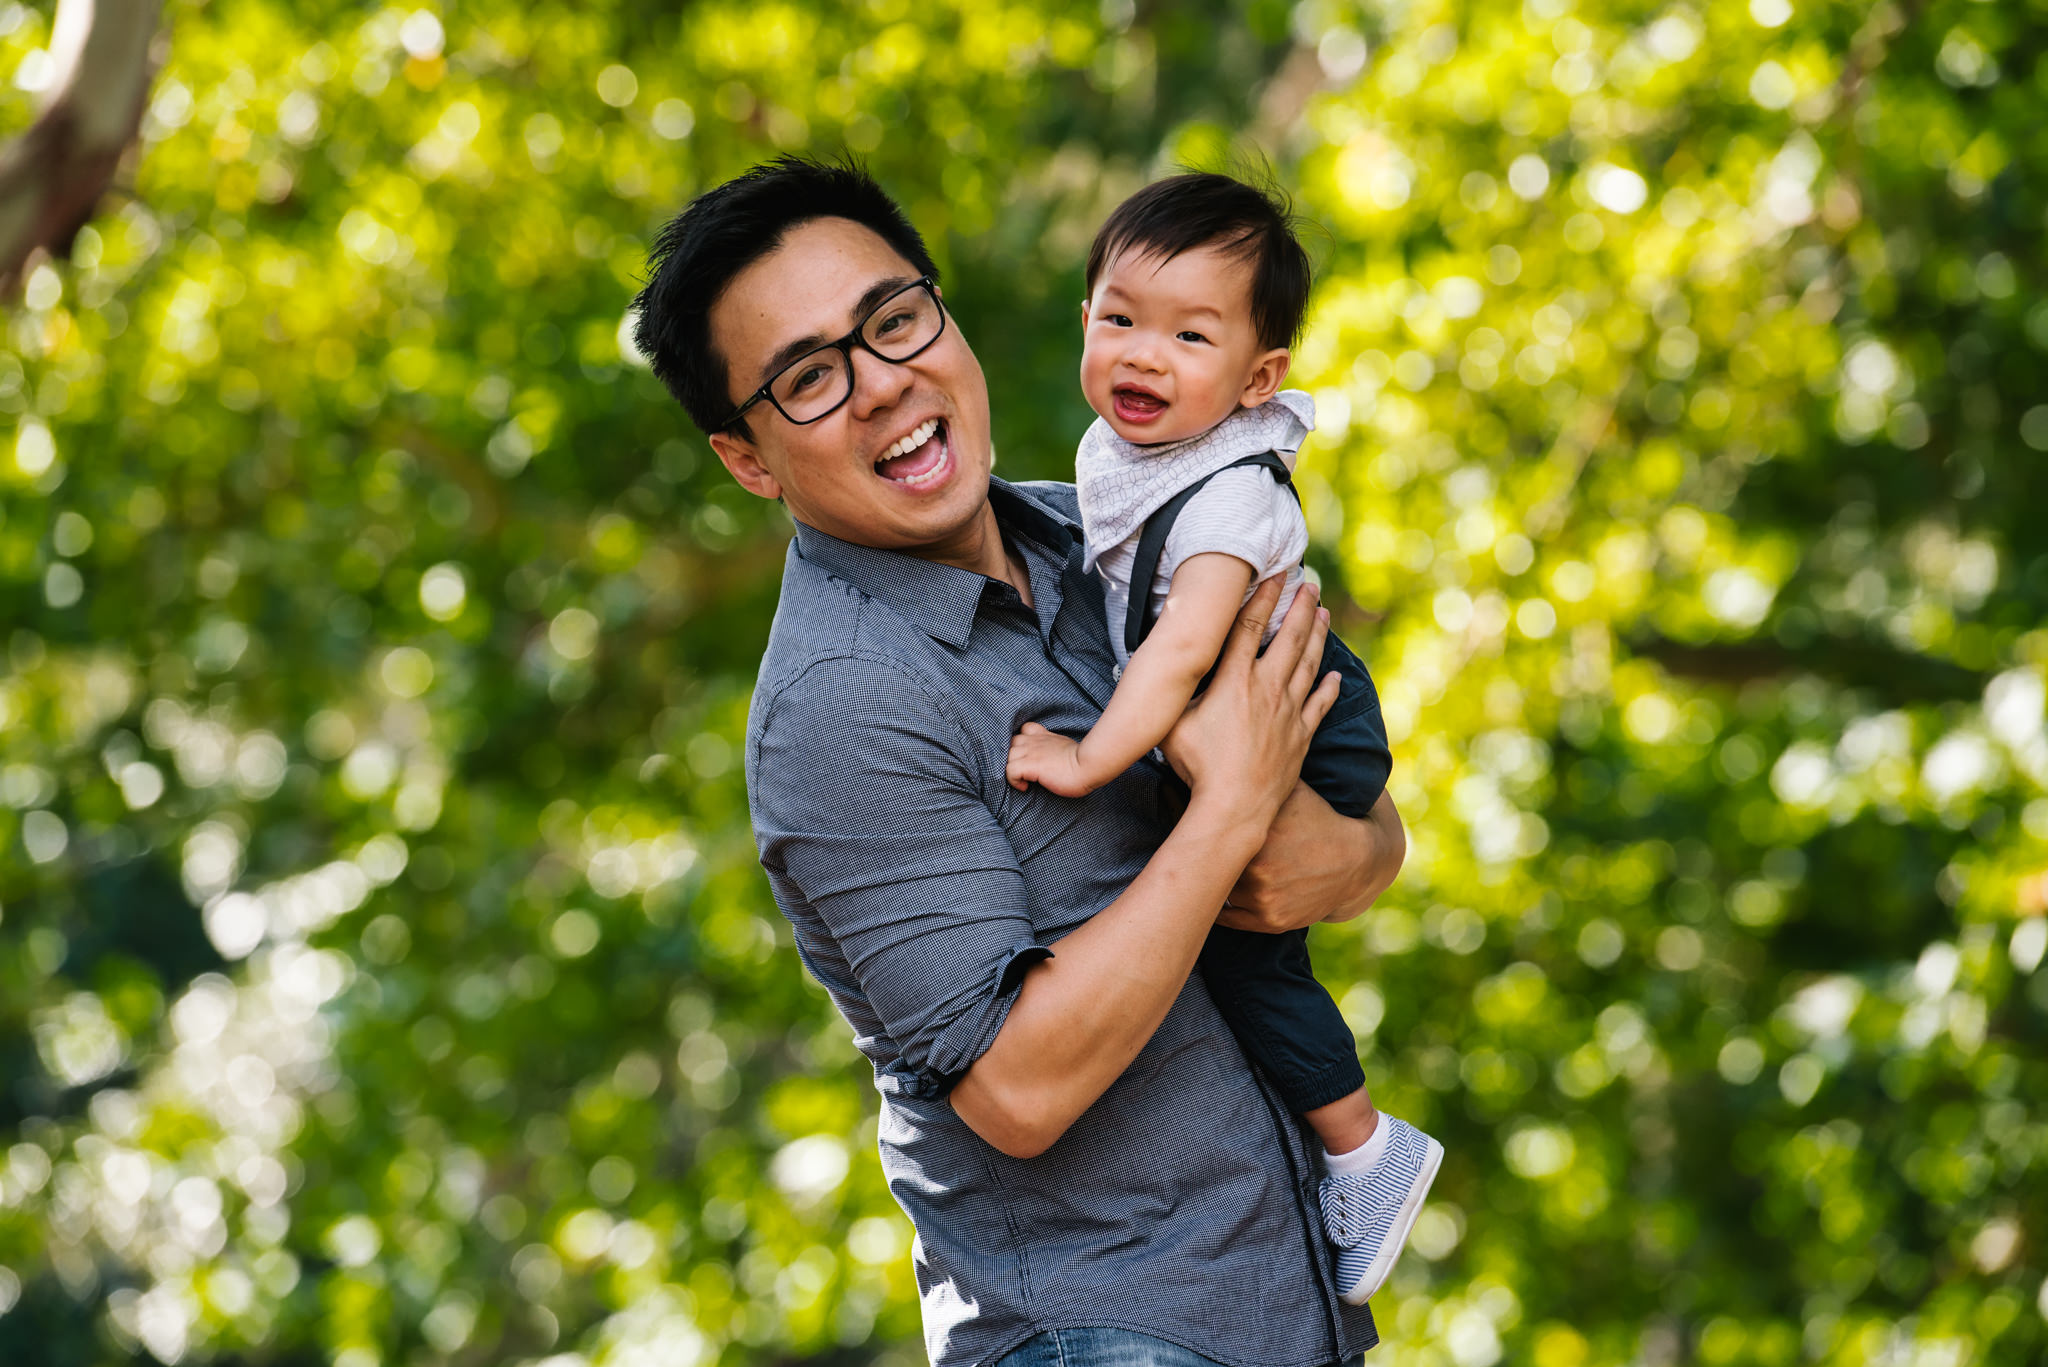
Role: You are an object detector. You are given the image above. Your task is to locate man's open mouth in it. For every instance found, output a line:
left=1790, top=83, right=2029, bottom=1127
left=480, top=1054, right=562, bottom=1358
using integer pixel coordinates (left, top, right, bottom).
left=875, top=417, right=951, bottom=487
left=1112, top=386, right=1168, bottom=424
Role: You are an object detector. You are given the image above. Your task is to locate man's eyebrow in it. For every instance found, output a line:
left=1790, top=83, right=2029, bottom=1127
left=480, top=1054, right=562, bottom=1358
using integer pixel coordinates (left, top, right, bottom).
left=755, top=275, right=921, bottom=384
left=852, top=275, right=919, bottom=326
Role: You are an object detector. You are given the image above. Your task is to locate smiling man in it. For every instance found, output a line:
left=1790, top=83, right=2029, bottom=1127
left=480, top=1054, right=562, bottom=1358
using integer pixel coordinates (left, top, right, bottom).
left=633, top=158, right=1406, bottom=1367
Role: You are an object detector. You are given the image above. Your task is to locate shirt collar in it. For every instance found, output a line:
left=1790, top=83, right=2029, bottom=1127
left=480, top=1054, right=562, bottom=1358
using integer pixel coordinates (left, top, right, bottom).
left=790, top=478, right=1082, bottom=649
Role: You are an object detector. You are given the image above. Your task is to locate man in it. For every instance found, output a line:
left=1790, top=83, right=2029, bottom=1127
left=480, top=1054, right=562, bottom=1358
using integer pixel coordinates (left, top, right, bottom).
left=633, top=158, right=1406, bottom=1367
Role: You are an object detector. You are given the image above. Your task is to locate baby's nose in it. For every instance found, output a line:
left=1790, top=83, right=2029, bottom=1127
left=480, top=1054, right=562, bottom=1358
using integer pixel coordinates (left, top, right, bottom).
left=1124, top=340, right=1165, bottom=370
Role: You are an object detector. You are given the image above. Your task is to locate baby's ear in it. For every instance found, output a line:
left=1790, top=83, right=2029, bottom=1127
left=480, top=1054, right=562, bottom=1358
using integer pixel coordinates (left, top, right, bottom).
left=1239, top=348, right=1292, bottom=407
left=1079, top=298, right=1092, bottom=328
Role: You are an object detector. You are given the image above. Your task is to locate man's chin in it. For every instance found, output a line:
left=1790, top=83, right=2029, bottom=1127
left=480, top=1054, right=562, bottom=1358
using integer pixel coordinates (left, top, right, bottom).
left=791, top=468, right=990, bottom=553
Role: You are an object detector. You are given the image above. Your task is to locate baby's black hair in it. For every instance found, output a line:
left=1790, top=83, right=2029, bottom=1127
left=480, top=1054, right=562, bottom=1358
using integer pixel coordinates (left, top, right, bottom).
left=1084, top=172, right=1311, bottom=352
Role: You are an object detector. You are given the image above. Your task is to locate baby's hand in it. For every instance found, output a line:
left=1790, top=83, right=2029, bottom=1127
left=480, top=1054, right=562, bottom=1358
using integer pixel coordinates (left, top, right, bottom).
left=1007, top=722, right=1097, bottom=797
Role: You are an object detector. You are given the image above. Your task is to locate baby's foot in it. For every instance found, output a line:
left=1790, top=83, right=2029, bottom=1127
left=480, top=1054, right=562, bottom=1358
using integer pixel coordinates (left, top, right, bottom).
left=1318, top=1115, right=1444, bottom=1305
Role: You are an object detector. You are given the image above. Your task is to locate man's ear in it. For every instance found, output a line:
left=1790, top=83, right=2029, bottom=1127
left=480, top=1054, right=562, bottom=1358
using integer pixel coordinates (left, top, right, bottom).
left=708, top=430, right=783, bottom=501
left=1237, top=348, right=1291, bottom=409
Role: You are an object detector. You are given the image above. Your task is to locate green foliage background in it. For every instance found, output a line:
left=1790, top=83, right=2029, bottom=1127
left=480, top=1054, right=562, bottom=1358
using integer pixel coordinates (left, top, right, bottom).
left=3, top=0, right=2046, bottom=1364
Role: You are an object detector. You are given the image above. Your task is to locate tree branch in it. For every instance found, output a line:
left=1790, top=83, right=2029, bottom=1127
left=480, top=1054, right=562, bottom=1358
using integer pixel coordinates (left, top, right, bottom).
left=0, top=0, right=163, bottom=294
left=1631, top=632, right=1986, bottom=705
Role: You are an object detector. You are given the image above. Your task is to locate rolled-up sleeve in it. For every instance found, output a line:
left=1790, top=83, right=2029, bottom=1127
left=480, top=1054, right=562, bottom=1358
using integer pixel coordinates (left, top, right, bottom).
left=751, top=654, right=1047, bottom=1098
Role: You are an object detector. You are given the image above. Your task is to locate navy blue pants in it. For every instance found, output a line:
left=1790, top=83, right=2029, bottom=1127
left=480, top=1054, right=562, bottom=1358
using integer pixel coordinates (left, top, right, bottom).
left=1197, top=631, right=1388, bottom=1114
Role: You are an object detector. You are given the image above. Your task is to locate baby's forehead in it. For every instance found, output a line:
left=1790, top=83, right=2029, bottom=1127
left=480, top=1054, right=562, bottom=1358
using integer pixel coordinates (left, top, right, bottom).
left=1099, top=241, right=1254, bottom=303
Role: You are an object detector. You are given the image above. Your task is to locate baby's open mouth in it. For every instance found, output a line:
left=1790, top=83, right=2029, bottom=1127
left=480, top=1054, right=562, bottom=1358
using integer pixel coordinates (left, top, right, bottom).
left=1113, top=386, right=1167, bottom=423
left=876, top=417, right=950, bottom=486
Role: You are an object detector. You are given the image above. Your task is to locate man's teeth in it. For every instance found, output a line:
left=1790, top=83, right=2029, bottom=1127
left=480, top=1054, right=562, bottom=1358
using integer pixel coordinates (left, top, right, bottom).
left=896, top=448, right=949, bottom=486
left=882, top=419, right=940, bottom=461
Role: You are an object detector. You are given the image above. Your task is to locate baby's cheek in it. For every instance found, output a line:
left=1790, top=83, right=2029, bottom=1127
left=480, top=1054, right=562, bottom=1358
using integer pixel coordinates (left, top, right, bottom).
left=1077, top=350, right=1116, bottom=416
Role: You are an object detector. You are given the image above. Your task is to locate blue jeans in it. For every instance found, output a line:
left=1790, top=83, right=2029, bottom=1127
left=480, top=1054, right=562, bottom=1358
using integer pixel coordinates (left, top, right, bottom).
left=997, top=1326, right=1364, bottom=1367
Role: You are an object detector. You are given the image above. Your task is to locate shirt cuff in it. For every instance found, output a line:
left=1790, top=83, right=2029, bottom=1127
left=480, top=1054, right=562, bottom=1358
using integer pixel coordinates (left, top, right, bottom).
left=901, top=942, right=1054, bottom=1100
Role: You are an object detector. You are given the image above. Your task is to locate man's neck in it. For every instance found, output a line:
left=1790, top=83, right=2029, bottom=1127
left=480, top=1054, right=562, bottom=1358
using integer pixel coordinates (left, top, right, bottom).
left=918, top=499, right=1033, bottom=605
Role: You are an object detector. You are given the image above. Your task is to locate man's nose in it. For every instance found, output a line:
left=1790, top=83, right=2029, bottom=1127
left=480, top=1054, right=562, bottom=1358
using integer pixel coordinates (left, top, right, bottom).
left=847, top=343, right=914, bottom=418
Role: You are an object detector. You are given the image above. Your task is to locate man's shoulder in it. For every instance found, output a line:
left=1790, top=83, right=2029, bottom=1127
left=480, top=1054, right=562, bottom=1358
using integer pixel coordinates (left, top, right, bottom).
left=751, top=545, right=960, bottom=743
left=1006, top=478, right=1079, bottom=523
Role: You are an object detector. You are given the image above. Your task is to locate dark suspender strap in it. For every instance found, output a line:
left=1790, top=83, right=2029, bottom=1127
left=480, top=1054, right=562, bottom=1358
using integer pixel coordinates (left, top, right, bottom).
left=1122, top=451, right=1301, bottom=658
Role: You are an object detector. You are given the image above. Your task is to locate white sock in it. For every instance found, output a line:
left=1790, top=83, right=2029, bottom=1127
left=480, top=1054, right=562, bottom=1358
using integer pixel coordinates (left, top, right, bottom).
left=1324, top=1114, right=1391, bottom=1177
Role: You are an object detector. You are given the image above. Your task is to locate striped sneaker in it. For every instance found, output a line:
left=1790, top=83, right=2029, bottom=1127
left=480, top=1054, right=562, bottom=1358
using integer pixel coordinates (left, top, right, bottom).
left=1319, top=1116, right=1444, bottom=1305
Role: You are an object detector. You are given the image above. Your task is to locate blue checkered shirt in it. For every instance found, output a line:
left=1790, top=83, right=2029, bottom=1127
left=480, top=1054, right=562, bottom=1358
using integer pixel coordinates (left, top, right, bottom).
left=746, top=479, right=1378, bottom=1367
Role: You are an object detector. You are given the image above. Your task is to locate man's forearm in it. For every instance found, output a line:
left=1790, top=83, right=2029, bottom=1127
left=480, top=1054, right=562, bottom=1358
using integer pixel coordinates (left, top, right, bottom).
left=1216, top=786, right=1405, bottom=934
left=1330, top=792, right=1406, bottom=922
left=949, top=794, right=1262, bottom=1158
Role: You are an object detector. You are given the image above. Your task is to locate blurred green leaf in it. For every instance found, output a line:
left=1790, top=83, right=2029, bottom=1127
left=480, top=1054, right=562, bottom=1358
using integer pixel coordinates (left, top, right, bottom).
left=1, top=0, right=2044, bottom=1364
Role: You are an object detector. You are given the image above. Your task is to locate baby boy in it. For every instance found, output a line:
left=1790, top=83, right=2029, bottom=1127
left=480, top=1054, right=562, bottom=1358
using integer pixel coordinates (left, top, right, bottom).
left=1006, top=173, right=1443, bottom=1305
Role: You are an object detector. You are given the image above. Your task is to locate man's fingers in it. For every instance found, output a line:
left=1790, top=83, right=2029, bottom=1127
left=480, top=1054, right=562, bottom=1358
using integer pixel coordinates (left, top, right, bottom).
left=1302, top=668, right=1342, bottom=731
left=1215, top=905, right=1266, bottom=933
left=1286, top=606, right=1332, bottom=704
left=1215, top=576, right=1284, bottom=678
left=1215, top=885, right=1289, bottom=933
left=1260, top=580, right=1322, bottom=684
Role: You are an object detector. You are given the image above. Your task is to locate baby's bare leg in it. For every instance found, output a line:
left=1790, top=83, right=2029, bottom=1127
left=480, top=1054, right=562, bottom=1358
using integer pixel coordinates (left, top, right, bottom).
left=1305, top=1085, right=1380, bottom=1158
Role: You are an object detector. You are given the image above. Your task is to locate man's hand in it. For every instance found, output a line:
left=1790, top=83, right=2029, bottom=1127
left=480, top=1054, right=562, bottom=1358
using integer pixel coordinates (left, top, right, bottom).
left=1162, top=578, right=1341, bottom=830
left=1006, top=723, right=1095, bottom=797
left=1217, top=785, right=1406, bottom=933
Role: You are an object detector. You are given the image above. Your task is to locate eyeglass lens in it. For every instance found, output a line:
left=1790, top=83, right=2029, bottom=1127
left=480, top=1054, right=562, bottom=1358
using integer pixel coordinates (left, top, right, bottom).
left=768, top=285, right=943, bottom=422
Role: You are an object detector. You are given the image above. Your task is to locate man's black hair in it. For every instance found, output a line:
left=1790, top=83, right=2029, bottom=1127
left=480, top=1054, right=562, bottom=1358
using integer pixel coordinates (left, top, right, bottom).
left=633, top=156, right=940, bottom=436
left=1084, top=172, right=1311, bottom=353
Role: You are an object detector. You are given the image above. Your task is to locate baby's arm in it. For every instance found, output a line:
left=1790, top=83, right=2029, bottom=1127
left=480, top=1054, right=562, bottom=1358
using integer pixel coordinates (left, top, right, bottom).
left=1008, top=553, right=1256, bottom=796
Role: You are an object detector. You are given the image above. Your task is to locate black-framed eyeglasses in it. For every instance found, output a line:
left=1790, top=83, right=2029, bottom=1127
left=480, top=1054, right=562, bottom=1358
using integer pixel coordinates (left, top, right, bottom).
left=718, top=277, right=948, bottom=431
